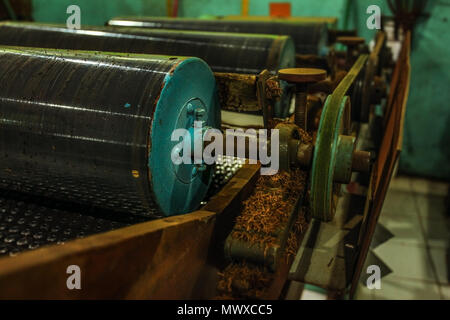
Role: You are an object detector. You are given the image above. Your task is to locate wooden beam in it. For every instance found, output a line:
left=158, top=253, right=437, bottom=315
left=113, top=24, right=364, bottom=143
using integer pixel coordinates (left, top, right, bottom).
left=0, top=210, right=216, bottom=299
left=0, top=164, right=261, bottom=299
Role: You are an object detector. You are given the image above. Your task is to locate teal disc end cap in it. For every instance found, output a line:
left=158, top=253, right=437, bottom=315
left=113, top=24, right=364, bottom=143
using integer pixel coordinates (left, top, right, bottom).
left=149, top=57, right=220, bottom=216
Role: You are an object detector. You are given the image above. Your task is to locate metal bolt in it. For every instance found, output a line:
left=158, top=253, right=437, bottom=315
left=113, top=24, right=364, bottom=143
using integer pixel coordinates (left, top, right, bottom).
left=186, top=103, right=194, bottom=114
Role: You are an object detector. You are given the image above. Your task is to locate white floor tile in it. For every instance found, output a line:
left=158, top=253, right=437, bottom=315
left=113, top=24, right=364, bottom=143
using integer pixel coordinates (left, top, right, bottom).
left=373, top=242, right=436, bottom=282
left=429, top=247, right=449, bottom=285
left=410, top=178, right=449, bottom=197
left=415, top=193, right=448, bottom=221
left=421, top=217, right=450, bottom=248
left=353, top=283, right=374, bottom=300
left=372, top=274, right=441, bottom=300
left=300, top=289, right=327, bottom=300
left=378, top=212, right=425, bottom=246
left=439, top=285, right=450, bottom=299
left=363, top=176, right=450, bottom=300
left=381, top=189, right=420, bottom=217
left=389, top=176, right=413, bottom=192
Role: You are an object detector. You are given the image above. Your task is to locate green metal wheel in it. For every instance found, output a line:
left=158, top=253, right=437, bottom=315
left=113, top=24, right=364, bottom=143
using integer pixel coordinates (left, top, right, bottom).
left=309, top=54, right=368, bottom=222
left=310, top=95, right=353, bottom=221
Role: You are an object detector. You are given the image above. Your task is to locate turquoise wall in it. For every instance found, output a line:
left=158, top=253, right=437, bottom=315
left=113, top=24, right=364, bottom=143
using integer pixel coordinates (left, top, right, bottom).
left=30, top=0, right=450, bottom=180
left=345, top=1, right=450, bottom=180
left=177, top=0, right=347, bottom=21
left=32, top=0, right=165, bottom=26
left=397, top=2, right=450, bottom=180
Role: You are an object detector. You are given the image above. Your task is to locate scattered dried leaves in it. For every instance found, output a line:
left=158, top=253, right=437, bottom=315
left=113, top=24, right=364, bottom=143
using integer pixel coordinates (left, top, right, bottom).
left=217, top=263, right=273, bottom=299
left=217, top=135, right=313, bottom=299
left=230, top=168, right=307, bottom=248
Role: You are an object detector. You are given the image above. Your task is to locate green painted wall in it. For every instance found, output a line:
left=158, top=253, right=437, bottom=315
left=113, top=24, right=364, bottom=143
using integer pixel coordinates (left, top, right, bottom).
left=340, top=0, right=391, bottom=40
left=30, top=0, right=450, bottom=180
left=396, top=2, right=450, bottom=180
left=177, top=0, right=347, bottom=20
left=345, top=1, right=450, bottom=180
left=32, top=0, right=165, bottom=26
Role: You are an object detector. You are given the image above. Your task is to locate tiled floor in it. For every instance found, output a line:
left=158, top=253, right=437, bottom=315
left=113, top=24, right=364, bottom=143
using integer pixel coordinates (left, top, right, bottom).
left=355, top=175, right=449, bottom=300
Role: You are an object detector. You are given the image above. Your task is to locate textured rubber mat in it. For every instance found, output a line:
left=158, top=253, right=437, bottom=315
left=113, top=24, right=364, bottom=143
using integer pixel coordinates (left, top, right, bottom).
left=0, top=188, right=153, bottom=257
left=207, top=156, right=246, bottom=197
left=0, top=159, right=243, bottom=257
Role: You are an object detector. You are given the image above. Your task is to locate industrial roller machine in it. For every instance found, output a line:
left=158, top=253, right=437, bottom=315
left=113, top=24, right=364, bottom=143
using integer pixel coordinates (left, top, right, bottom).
left=0, top=47, right=220, bottom=217
left=0, top=21, right=295, bottom=75
left=106, top=16, right=362, bottom=72
left=107, top=16, right=329, bottom=56
left=0, top=18, right=409, bottom=300
left=0, top=21, right=295, bottom=118
left=106, top=16, right=390, bottom=123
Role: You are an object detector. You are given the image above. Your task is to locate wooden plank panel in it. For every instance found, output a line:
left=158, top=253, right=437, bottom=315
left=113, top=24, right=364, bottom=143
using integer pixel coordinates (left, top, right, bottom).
left=0, top=210, right=216, bottom=299
left=349, top=32, right=411, bottom=297
left=0, top=164, right=261, bottom=299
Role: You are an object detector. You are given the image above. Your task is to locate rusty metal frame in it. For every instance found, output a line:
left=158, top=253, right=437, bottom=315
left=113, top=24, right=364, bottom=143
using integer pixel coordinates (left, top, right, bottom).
left=349, top=32, right=411, bottom=298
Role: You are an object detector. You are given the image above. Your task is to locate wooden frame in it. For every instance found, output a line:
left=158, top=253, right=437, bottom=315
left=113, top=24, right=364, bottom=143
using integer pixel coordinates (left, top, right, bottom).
left=0, top=164, right=260, bottom=299
left=349, top=32, right=411, bottom=297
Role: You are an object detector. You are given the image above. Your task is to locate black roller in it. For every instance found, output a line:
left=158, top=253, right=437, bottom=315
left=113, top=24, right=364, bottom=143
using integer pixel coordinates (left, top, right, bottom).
left=0, top=47, right=220, bottom=217
left=108, top=16, right=328, bottom=56
left=0, top=21, right=295, bottom=75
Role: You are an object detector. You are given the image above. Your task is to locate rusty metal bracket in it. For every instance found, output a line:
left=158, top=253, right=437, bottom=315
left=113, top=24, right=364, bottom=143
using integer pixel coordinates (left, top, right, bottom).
left=257, top=69, right=274, bottom=129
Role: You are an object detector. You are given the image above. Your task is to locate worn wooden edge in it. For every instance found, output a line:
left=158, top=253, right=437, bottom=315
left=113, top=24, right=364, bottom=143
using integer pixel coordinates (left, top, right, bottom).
left=262, top=254, right=297, bottom=299
left=0, top=210, right=217, bottom=299
left=278, top=68, right=327, bottom=83
left=0, top=210, right=215, bottom=276
left=0, top=164, right=261, bottom=299
left=370, top=31, right=386, bottom=61
left=396, top=32, right=411, bottom=151
left=348, top=33, right=411, bottom=298
left=203, top=163, right=260, bottom=215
